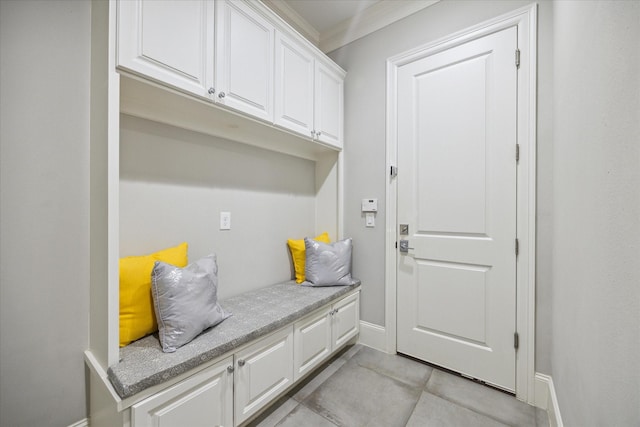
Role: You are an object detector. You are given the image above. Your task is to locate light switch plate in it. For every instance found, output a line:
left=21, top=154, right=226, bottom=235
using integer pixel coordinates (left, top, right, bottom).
left=365, top=212, right=375, bottom=227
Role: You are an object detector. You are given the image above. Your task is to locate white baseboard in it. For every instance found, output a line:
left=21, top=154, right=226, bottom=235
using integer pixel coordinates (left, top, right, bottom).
left=358, top=321, right=387, bottom=351
left=534, top=373, right=563, bottom=427
left=68, top=418, right=89, bottom=427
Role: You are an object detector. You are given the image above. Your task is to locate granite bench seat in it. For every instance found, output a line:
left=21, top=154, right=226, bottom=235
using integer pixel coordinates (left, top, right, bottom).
left=107, top=280, right=361, bottom=399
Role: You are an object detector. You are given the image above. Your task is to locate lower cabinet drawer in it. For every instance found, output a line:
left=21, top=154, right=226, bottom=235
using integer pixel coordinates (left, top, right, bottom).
left=131, top=356, right=234, bottom=427
left=332, top=292, right=360, bottom=349
left=233, top=326, right=294, bottom=425
left=294, top=307, right=332, bottom=381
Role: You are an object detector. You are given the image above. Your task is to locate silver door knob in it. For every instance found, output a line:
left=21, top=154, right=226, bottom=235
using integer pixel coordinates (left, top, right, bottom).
left=208, top=87, right=215, bottom=95
left=218, top=91, right=226, bottom=99
left=237, top=359, right=245, bottom=367
left=399, top=240, right=414, bottom=253
left=227, top=365, right=234, bottom=373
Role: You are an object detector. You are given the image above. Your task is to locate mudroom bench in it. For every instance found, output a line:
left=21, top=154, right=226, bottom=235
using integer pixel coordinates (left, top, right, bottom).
left=88, top=280, right=360, bottom=427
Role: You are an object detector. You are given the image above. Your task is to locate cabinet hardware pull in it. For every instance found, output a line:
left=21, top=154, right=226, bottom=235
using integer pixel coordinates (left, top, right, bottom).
left=208, top=87, right=215, bottom=95
left=227, top=365, right=234, bottom=373
left=237, top=359, right=245, bottom=367
left=218, top=91, right=226, bottom=99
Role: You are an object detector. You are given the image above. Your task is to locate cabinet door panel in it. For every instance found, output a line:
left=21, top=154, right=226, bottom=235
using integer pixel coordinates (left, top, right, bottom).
left=117, top=0, right=213, bottom=97
left=332, top=293, right=360, bottom=349
left=132, top=357, right=233, bottom=427
left=234, top=327, right=294, bottom=425
left=294, top=308, right=332, bottom=381
left=275, top=33, right=314, bottom=137
left=216, top=0, right=274, bottom=122
left=314, top=62, right=344, bottom=148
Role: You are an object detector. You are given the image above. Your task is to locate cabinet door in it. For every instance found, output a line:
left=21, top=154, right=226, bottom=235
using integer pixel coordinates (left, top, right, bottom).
left=215, top=0, right=274, bottom=122
left=314, top=62, right=344, bottom=149
left=332, top=292, right=360, bottom=350
left=234, top=327, right=294, bottom=425
left=294, top=307, right=332, bottom=381
left=274, top=32, right=315, bottom=138
left=117, top=0, right=214, bottom=98
left=131, top=357, right=233, bottom=427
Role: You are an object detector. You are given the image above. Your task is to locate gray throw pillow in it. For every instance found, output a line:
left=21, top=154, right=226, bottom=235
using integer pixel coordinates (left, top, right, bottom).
left=303, top=238, right=355, bottom=287
left=151, top=254, right=231, bottom=353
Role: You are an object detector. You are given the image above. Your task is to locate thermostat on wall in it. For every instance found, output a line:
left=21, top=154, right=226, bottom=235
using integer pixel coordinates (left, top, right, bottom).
left=361, top=198, right=378, bottom=212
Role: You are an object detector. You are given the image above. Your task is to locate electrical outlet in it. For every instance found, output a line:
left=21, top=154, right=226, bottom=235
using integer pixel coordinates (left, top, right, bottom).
left=220, top=212, right=231, bottom=230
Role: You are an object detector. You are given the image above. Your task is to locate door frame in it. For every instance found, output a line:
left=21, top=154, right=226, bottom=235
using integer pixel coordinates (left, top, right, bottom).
left=385, top=4, right=537, bottom=403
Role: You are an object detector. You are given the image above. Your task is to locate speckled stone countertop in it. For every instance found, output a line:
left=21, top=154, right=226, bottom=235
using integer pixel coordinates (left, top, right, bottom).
left=107, top=280, right=360, bottom=399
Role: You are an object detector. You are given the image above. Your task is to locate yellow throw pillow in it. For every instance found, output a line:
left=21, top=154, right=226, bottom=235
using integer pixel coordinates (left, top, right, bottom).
left=287, top=232, right=330, bottom=284
left=119, top=242, right=188, bottom=347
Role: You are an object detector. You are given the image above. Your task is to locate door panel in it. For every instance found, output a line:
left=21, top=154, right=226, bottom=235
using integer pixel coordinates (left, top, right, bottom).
left=117, top=0, right=213, bottom=98
left=234, top=327, right=293, bottom=425
left=397, top=26, right=517, bottom=391
left=132, top=357, right=233, bottom=427
left=216, top=0, right=274, bottom=121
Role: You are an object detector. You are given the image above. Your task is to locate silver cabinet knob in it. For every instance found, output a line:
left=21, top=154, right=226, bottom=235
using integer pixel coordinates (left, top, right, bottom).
left=218, top=91, right=226, bottom=99
left=208, top=87, right=215, bottom=95
left=237, top=359, right=245, bottom=367
left=227, top=365, right=234, bottom=373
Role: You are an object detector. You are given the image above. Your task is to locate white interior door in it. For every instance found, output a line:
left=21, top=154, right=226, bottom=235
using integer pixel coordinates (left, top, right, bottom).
left=396, top=26, right=518, bottom=391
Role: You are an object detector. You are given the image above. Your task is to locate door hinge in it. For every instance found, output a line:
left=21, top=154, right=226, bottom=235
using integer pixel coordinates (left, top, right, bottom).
left=515, top=49, right=521, bottom=68
left=514, top=332, right=520, bottom=350
left=516, top=144, right=520, bottom=162
left=515, top=238, right=519, bottom=256
left=390, top=165, right=398, bottom=178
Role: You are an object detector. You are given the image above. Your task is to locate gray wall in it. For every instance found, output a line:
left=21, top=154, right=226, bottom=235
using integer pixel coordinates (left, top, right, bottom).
left=330, top=0, right=639, bottom=424
left=119, top=115, right=318, bottom=300
left=0, top=1, right=91, bottom=426
left=550, top=1, right=640, bottom=425
left=329, top=0, right=551, bottom=355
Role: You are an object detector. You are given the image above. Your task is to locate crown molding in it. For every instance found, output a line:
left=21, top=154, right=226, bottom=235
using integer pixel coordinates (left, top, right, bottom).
left=261, top=0, right=320, bottom=46
left=320, top=0, right=440, bottom=53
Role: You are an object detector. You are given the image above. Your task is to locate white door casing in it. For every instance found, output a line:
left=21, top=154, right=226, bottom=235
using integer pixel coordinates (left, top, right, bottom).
left=396, top=26, right=517, bottom=391
left=385, top=4, right=537, bottom=401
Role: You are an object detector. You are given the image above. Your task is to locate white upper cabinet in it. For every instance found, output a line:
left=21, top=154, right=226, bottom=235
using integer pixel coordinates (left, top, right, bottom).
left=215, top=0, right=274, bottom=122
left=315, top=62, right=344, bottom=149
left=117, top=0, right=214, bottom=98
left=275, top=33, right=345, bottom=149
left=275, top=33, right=315, bottom=138
left=117, top=0, right=344, bottom=152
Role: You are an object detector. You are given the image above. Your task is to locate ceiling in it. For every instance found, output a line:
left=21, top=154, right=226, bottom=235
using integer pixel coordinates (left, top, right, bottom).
left=263, top=0, right=440, bottom=53
left=283, top=0, right=381, bottom=33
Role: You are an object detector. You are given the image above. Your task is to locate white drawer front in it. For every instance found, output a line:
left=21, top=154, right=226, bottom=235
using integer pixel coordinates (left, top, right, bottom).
left=132, top=356, right=233, bottom=427
left=294, top=308, right=332, bottom=381
left=234, top=326, right=294, bottom=425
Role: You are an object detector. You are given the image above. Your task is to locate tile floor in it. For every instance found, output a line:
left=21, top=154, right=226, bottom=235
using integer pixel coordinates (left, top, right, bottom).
left=247, top=344, right=549, bottom=427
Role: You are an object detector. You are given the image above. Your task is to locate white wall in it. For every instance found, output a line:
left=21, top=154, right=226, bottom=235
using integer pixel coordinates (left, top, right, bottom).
left=119, top=115, right=318, bottom=299
left=0, top=1, right=91, bottom=426
left=550, top=1, right=640, bottom=425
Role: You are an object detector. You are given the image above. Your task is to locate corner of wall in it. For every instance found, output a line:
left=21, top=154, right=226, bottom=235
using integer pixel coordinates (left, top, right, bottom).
left=357, top=321, right=387, bottom=352
left=534, top=373, right=563, bottom=427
